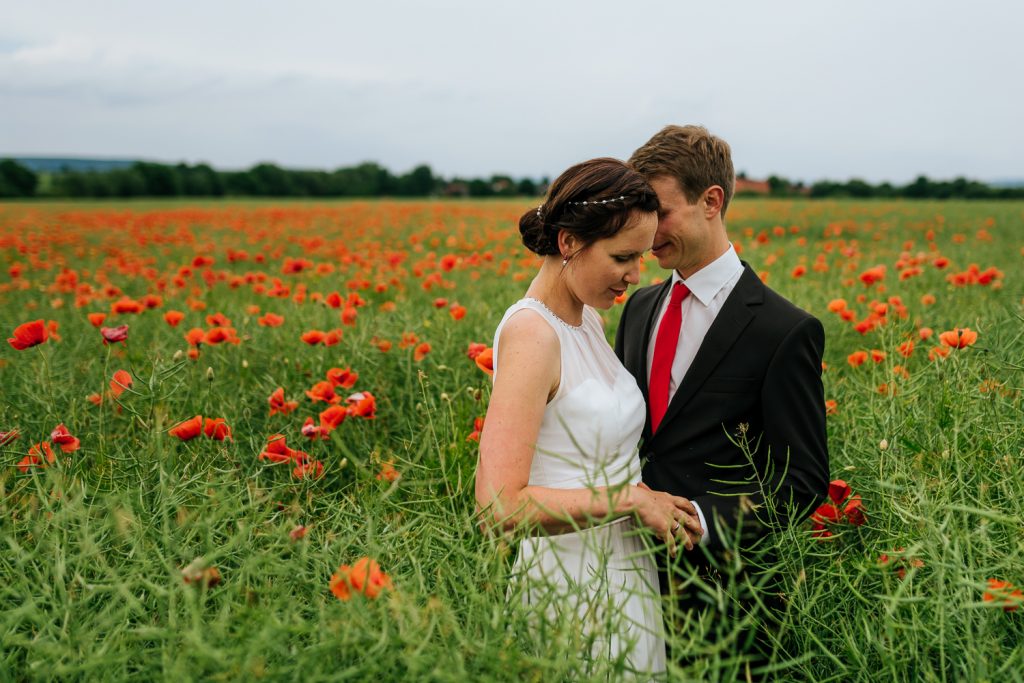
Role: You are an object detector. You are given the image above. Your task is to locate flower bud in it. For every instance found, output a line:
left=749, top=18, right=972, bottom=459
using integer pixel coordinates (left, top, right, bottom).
left=879, top=438, right=889, bottom=450
left=206, top=367, right=215, bottom=382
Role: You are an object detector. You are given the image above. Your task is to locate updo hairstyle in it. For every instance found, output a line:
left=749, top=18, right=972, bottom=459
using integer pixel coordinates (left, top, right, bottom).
left=519, top=157, right=660, bottom=256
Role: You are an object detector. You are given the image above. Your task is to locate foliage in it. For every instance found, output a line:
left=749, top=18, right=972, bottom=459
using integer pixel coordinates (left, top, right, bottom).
left=0, top=198, right=1022, bottom=680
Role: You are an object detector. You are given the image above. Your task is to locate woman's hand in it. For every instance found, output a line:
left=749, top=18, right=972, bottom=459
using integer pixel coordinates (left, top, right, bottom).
left=629, top=482, right=703, bottom=553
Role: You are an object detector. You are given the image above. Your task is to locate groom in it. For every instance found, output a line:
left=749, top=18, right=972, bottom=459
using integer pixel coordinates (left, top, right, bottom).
left=615, top=125, right=829, bottom=578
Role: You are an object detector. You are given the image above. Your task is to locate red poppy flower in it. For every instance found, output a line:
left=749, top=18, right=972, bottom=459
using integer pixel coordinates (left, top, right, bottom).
left=268, top=387, right=298, bottom=416
left=341, top=307, right=358, bottom=326
left=290, top=525, right=309, bottom=540
left=306, top=381, right=340, bottom=404
left=467, top=342, right=487, bottom=360
left=323, top=329, right=343, bottom=346
left=292, top=459, right=324, bottom=480
left=939, top=328, right=978, bottom=349
left=258, top=313, right=284, bottom=327
left=169, top=415, right=203, bottom=441
left=330, top=557, right=392, bottom=601
left=376, top=460, right=400, bottom=482
left=325, top=367, right=358, bottom=389
left=203, top=326, right=238, bottom=345
left=109, top=370, right=133, bottom=398
left=7, top=320, right=48, bottom=350
left=301, top=329, right=326, bottom=345
left=847, top=351, right=868, bottom=367
left=319, top=405, right=348, bottom=432
left=101, top=325, right=129, bottom=345
left=184, top=328, right=206, bottom=347
left=87, top=312, right=107, bottom=327
left=413, top=342, right=431, bottom=362
left=449, top=304, right=466, bottom=320
left=203, top=417, right=232, bottom=441
left=301, top=417, right=327, bottom=440
left=475, top=347, right=494, bottom=376
left=259, top=434, right=305, bottom=464
left=342, top=391, right=375, bottom=419
left=164, top=310, right=185, bottom=327
left=826, top=299, right=847, bottom=313
left=467, top=416, right=485, bottom=442
left=50, top=423, right=80, bottom=453
left=111, top=297, right=144, bottom=314
left=983, top=578, right=1023, bottom=612
left=18, top=441, right=56, bottom=473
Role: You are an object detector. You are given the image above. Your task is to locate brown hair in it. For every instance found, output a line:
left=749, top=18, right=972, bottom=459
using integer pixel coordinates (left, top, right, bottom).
left=519, top=157, right=659, bottom=256
left=628, top=125, right=735, bottom=218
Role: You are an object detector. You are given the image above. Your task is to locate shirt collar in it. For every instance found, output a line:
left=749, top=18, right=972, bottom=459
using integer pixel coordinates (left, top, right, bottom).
left=671, top=244, right=743, bottom=306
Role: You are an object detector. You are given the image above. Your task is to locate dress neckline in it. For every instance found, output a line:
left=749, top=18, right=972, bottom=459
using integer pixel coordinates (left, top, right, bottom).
left=522, top=297, right=583, bottom=331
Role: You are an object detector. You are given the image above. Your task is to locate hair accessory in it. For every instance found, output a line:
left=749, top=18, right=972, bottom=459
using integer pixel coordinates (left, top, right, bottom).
left=536, top=205, right=543, bottom=220
left=567, top=195, right=627, bottom=207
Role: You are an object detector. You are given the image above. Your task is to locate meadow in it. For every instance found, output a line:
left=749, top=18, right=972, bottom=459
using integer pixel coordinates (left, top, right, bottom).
left=1, top=197, right=1022, bottom=681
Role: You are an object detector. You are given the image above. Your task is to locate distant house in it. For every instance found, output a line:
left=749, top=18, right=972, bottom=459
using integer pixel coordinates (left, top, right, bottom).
left=734, top=177, right=770, bottom=195
left=442, top=181, right=470, bottom=197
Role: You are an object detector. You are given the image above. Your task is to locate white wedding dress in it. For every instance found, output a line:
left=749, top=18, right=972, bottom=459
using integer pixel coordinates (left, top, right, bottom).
left=492, top=298, right=666, bottom=678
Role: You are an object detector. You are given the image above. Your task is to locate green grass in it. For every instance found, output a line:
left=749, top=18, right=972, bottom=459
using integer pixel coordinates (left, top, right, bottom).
left=1, top=198, right=1022, bottom=681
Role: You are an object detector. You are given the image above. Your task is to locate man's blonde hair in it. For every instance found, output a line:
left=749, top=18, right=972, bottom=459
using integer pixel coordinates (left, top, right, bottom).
left=629, top=125, right=735, bottom=218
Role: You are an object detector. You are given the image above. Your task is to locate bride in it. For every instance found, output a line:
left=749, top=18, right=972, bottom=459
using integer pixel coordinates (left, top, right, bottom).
left=475, top=158, right=702, bottom=677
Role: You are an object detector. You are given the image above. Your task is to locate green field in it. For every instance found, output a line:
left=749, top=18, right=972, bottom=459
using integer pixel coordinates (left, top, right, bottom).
left=1, top=198, right=1022, bottom=681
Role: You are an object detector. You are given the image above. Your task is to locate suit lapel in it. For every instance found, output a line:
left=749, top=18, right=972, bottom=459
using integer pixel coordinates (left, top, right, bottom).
left=652, top=265, right=763, bottom=439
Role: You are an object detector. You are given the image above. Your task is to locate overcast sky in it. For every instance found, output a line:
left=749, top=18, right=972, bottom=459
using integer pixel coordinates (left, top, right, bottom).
left=2, top=0, right=1021, bottom=183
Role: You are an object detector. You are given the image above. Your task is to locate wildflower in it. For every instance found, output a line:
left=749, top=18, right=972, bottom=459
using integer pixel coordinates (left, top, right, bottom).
left=847, top=351, right=868, bottom=367
left=50, top=424, right=80, bottom=453
left=290, top=525, right=309, bottom=541
left=169, top=415, right=204, bottom=441
left=346, top=391, right=376, bottom=419
left=18, top=441, right=56, bottom=472
left=939, top=328, right=978, bottom=349
left=870, top=350, right=886, bottom=363
left=475, top=347, right=494, bottom=376
left=376, top=460, right=400, bottom=482
left=306, top=381, right=340, bottom=404
left=301, top=329, right=327, bottom=345
left=826, top=299, right=847, bottom=313
left=111, top=297, right=144, bottom=314
left=293, top=459, right=324, bottom=480
left=449, top=303, right=467, bottom=320
left=330, top=557, right=392, bottom=601
left=258, top=312, right=284, bottom=327
left=268, top=387, right=299, bottom=416
left=898, top=340, right=915, bottom=358
left=810, top=479, right=866, bottom=538
left=259, top=434, right=308, bottom=465
left=467, top=416, right=485, bottom=441
left=467, top=342, right=487, bottom=360
left=101, top=325, right=129, bottom=345
left=824, top=400, right=838, bottom=416
left=414, top=342, right=432, bottom=362
left=184, top=328, right=206, bottom=347
left=181, top=559, right=222, bottom=588
left=7, top=320, right=48, bottom=350
left=319, top=405, right=348, bottom=432
left=164, top=310, right=185, bottom=327
left=326, top=367, right=358, bottom=389
left=983, top=579, right=1023, bottom=612
left=203, top=417, right=232, bottom=441
left=301, top=417, right=327, bottom=440
left=87, top=312, right=107, bottom=327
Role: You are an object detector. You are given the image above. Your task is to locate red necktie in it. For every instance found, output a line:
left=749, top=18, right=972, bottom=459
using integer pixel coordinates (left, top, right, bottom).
left=649, top=281, right=689, bottom=432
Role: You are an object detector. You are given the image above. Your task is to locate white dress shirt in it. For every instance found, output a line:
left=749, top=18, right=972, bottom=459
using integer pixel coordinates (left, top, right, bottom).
left=646, top=244, right=744, bottom=545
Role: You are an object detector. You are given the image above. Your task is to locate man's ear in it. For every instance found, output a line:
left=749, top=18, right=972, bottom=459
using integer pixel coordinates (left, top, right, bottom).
left=703, top=186, right=725, bottom=219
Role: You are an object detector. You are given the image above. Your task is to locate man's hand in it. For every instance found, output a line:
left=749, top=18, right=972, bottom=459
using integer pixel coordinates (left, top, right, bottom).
left=637, top=481, right=703, bottom=550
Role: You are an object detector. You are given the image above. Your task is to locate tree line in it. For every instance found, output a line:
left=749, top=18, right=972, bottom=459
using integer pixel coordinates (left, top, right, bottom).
left=759, top=174, right=1024, bottom=200
left=1, top=158, right=1022, bottom=200
left=0, top=159, right=543, bottom=199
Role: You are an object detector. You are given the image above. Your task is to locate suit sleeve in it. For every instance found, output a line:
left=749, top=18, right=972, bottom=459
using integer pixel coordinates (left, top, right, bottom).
left=693, top=315, right=829, bottom=551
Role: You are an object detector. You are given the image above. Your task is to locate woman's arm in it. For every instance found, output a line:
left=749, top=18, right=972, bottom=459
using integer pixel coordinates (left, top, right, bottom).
left=474, top=310, right=700, bottom=545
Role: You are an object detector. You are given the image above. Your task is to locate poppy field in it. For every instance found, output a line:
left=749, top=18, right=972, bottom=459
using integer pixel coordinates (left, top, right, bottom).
left=1, top=198, right=1022, bottom=680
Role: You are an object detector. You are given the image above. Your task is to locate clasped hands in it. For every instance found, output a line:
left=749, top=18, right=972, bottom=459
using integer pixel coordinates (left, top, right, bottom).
left=631, top=481, right=703, bottom=554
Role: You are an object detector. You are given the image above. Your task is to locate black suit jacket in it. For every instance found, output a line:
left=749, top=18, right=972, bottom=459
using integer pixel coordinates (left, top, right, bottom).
left=614, top=264, right=829, bottom=553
